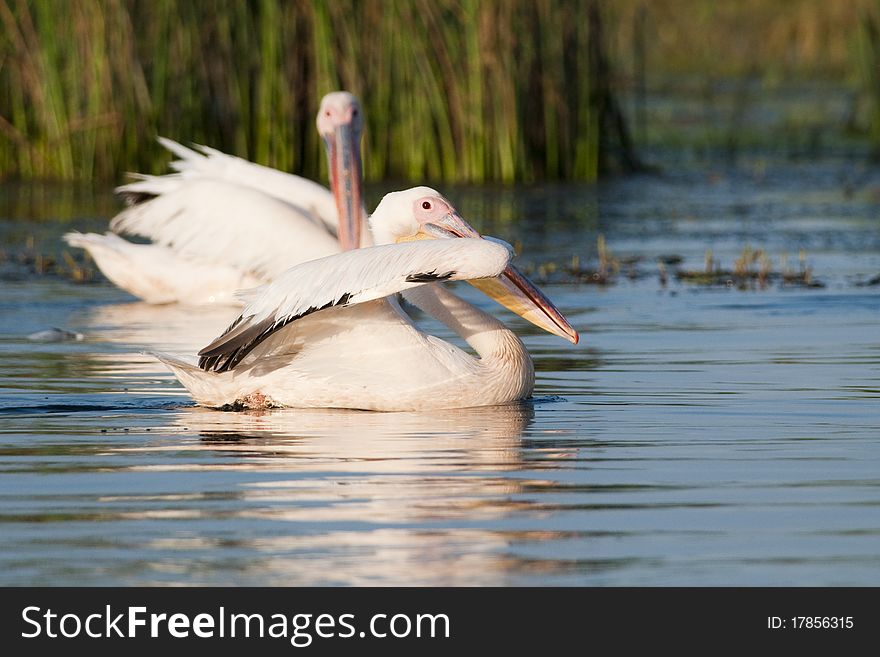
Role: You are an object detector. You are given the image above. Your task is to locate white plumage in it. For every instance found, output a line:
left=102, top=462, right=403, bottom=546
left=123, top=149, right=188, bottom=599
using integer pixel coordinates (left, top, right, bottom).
left=64, top=92, right=370, bottom=305
left=158, top=187, right=578, bottom=411
left=135, top=137, right=342, bottom=233
left=241, top=239, right=510, bottom=326
left=62, top=232, right=262, bottom=305
left=108, top=177, right=340, bottom=280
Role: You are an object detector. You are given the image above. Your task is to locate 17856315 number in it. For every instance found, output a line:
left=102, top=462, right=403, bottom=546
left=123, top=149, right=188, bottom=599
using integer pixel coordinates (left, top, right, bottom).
left=768, top=617, right=854, bottom=630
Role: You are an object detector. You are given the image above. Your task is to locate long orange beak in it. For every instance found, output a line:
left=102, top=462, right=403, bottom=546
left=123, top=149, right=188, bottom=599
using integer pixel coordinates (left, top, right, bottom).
left=415, top=212, right=579, bottom=344
left=325, top=122, right=363, bottom=251
left=470, top=266, right=579, bottom=344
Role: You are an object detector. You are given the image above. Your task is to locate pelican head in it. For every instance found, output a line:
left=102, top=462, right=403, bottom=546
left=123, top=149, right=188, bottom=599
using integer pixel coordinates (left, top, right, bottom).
left=371, top=187, right=579, bottom=344
left=316, top=91, right=364, bottom=251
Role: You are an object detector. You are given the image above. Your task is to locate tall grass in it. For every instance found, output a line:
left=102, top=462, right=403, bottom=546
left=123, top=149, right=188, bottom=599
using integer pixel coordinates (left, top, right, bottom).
left=857, top=5, right=880, bottom=157
left=0, top=0, right=635, bottom=184
left=609, top=0, right=876, bottom=81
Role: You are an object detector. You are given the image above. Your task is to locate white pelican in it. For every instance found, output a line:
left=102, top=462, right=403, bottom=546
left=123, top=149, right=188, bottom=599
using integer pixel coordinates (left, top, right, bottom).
left=157, top=187, right=579, bottom=411
left=64, top=92, right=370, bottom=305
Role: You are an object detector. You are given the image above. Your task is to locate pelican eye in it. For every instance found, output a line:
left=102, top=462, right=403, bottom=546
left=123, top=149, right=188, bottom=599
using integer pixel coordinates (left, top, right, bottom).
left=421, top=201, right=432, bottom=210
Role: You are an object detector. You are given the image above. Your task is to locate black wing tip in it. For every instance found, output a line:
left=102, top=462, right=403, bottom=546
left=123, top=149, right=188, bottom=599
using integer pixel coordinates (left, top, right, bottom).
left=405, top=270, right=455, bottom=283
left=196, top=293, right=355, bottom=373
left=199, top=349, right=242, bottom=373
left=198, top=315, right=247, bottom=358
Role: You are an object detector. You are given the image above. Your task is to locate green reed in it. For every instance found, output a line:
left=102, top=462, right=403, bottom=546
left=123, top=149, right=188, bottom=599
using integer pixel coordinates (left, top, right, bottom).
left=0, top=0, right=635, bottom=184
left=857, top=6, right=880, bottom=157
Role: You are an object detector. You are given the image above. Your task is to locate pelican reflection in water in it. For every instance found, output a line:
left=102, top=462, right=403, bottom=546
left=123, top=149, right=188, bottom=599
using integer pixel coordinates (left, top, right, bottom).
left=110, top=401, right=560, bottom=585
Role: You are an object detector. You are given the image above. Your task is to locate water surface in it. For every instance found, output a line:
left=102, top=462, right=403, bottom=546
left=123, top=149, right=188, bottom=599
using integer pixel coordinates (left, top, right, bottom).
left=1, top=158, right=879, bottom=585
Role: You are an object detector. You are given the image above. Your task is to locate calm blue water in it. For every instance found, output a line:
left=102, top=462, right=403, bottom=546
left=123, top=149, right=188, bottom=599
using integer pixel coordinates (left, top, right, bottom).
left=1, top=158, right=879, bottom=585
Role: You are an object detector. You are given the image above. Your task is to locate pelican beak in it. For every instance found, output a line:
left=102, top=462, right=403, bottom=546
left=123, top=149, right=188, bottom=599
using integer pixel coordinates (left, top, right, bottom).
left=417, top=212, right=580, bottom=344
left=324, top=122, right=363, bottom=251
left=470, top=266, right=579, bottom=344
left=418, top=211, right=483, bottom=240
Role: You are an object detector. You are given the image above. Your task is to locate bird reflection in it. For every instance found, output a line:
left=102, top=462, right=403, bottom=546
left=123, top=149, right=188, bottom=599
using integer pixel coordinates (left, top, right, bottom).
left=81, top=300, right=239, bottom=354
left=124, top=402, right=541, bottom=585
left=180, top=401, right=534, bottom=474
left=69, top=300, right=238, bottom=381
left=124, top=402, right=537, bottom=521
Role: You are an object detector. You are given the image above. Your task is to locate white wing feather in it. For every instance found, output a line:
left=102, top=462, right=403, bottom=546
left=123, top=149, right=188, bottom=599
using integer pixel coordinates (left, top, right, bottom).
left=248, top=238, right=511, bottom=322
left=63, top=231, right=262, bottom=305
left=198, top=238, right=512, bottom=371
left=110, top=178, right=340, bottom=280
left=120, top=137, right=341, bottom=233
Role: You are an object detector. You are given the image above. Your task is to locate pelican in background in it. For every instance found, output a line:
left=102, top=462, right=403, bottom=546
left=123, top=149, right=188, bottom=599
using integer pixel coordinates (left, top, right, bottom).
left=64, top=92, right=370, bottom=305
left=158, top=187, right=579, bottom=411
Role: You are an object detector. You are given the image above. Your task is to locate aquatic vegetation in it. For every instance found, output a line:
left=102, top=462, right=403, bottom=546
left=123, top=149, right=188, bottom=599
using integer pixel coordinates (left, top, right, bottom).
left=674, top=246, right=822, bottom=289
left=556, top=234, right=641, bottom=284
left=523, top=238, right=824, bottom=289
left=0, top=237, right=97, bottom=282
left=610, top=0, right=874, bottom=80
left=857, top=7, right=880, bottom=157
left=0, top=0, right=636, bottom=184
left=6, top=232, right=827, bottom=292
left=523, top=235, right=618, bottom=285
left=4, top=0, right=879, bottom=183
left=610, top=0, right=879, bottom=156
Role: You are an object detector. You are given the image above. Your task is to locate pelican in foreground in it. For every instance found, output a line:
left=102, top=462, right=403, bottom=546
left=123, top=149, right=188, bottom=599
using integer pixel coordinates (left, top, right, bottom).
left=158, top=187, right=578, bottom=411
left=64, top=92, right=369, bottom=305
